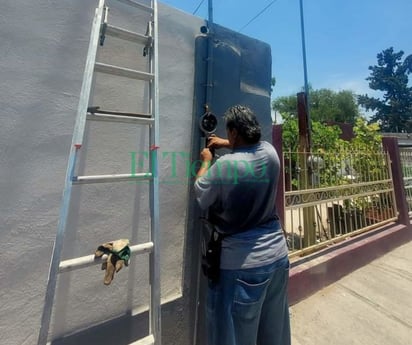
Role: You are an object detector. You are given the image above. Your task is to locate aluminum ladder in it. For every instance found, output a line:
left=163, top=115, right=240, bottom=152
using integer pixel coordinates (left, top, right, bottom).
left=37, top=0, right=161, bottom=344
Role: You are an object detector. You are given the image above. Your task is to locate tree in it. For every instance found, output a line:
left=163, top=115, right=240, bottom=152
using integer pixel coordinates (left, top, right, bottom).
left=273, top=88, right=361, bottom=125
left=282, top=115, right=383, bottom=191
left=358, top=47, right=412, bottom=132
left=280, top=112, right=343, bottom=152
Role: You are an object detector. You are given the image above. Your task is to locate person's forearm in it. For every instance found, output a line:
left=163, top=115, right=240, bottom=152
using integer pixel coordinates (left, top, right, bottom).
left=208, top=136, right=232, bottom=149
left=221, top=139, right=231, bottom=149
left=196, top=160, right=211, bottom=179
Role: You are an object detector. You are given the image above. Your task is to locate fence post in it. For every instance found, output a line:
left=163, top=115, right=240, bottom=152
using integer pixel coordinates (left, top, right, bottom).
left=273, top=124, right=285, bottom=227
left=297, top=92, right=316, bottom=246
left=382, top=136, right=410, bottom=226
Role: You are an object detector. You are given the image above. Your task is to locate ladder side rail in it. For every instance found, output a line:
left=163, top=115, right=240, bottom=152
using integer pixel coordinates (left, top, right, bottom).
left=149, top=1, right=161, bottom=344
left=37, top=2, right=106, bottom=344
left=37, top=148, right=79, bottom=345
left=73, top=0, right=106, bottom=147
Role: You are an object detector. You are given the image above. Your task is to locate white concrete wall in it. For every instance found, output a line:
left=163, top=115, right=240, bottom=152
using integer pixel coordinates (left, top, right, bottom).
left=0, top=1, right=202, bottom=343
left=0, top=1, right=273, bottom=344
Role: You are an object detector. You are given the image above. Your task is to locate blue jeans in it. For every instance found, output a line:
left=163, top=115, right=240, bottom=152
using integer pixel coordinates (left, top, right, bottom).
left=206, top=256, right=291, bottom=345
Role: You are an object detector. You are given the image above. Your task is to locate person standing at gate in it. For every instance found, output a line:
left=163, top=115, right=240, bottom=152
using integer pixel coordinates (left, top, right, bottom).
left=194, top=105, right=291, bottom=345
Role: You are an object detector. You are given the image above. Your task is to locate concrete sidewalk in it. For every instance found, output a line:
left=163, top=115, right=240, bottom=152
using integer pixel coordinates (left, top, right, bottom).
left=290, top=240, right=412, bottom=345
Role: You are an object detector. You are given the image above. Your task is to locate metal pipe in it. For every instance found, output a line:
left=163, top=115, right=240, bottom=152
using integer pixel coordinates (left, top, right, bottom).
left=299, top=0, right=312, bottom=149
left=205, top=0, right=214, bottom=105
left=208, top=0, right=213, bottom=25
left=193, top=5, right=214, bottom=345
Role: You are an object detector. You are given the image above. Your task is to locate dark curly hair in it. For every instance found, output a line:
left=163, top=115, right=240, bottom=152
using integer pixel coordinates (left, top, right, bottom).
left=224, top=105, right=261, bottom=144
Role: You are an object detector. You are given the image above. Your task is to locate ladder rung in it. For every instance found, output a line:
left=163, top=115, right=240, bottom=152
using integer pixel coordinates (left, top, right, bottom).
left=73, top=173, right=152, bottom=184
left=59, top=242, right=154, bottom=273
left=95, top=62, right=154, bottom=81
left=87, top=113, right=154, bottom=125
left=87, top=106, right=152, bottom=118
left=128, top=334, right=155, bottom=345
left=115, top=0, right=154, bottom=13
left=106, top=24, right=150, bottom=44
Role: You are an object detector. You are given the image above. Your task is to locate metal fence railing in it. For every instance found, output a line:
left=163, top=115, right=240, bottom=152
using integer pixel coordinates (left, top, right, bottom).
left=283, top=147, right=397, bottom=257
left=399, top=148, right=412, bottom=216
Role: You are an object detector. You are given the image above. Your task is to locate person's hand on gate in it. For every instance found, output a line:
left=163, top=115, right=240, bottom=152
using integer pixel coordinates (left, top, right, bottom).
left=207, top=134, right=231, bottom=149
left=200, top=148, right=213, bottom=163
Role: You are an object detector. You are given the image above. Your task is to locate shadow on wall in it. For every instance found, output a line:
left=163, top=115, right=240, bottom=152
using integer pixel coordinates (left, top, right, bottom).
left=50, top=297, right=186, bottom=345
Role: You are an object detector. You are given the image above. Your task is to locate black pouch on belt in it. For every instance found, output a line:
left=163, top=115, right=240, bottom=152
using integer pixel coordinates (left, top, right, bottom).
left=202, top=228, right=226, bottom=283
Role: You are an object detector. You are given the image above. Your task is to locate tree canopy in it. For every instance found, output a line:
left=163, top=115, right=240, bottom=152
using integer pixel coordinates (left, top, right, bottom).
left=280, top=112, right=343, bottom=152
left=358, top=47, right=412, bottom=132
left=273, top=88, right=361, bottom=125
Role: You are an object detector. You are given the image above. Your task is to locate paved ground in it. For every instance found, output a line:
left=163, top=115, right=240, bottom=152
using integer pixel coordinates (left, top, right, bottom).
left=290, top=240, right=412, bottom=345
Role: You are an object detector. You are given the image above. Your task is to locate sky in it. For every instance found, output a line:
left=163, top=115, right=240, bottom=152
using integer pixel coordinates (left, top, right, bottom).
left=160, top=0, right=412, bottom=103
